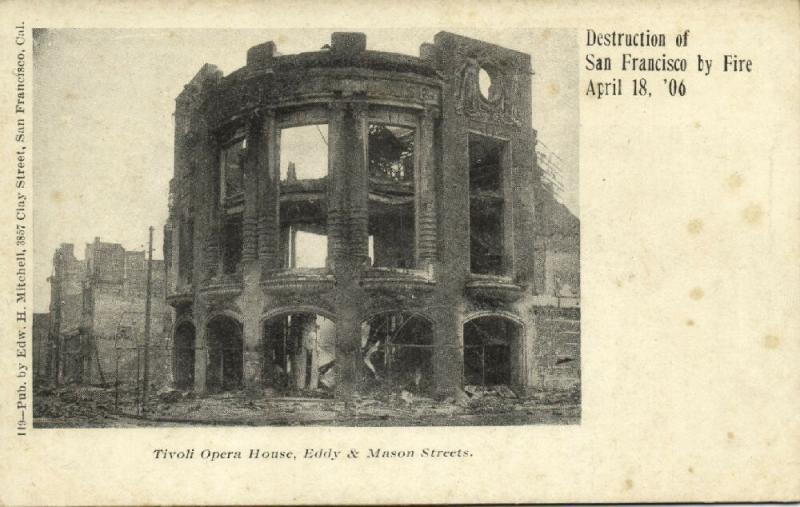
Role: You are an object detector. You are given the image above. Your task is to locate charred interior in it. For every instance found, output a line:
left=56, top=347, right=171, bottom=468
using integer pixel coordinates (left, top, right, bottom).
left=263, top=313, right=336, bottom=390
left=368, top=124, right=416, bottom=269
left=463, top=316, right=518, bottom=386
left=469, top=134, right=506, bottom=276
left=361, top=312, right=434, bottom=395
left=221, top=213, right=242, bottom=274
left=205, top=316, right=243, bottom=392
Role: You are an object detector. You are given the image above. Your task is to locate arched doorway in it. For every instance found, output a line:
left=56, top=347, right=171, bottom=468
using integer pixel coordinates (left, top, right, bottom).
left=463, top=315, right=520, bottom=386
left=206, top=316, right=243, bottom=392
left=361, top=312, right=434, bottom=394
left=262, top=312, right=336, bottom=391
left=173, top=321, right=196, bottom=390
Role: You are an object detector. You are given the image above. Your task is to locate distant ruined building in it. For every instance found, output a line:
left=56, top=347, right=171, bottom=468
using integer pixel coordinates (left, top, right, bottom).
left=162, top=32, right=580, bottom=398
left=41, top=239, right=171, bottom=386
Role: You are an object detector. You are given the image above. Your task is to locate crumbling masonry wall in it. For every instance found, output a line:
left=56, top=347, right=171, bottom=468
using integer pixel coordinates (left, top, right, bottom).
left=42, top=239, right=172, bottom=387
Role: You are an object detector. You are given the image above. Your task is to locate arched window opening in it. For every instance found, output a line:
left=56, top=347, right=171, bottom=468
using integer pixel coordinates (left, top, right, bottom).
left=205, top=316, right=243, bottom=392
left=478, top=67, right=493, bottom=100
left=463, top=316, right=519, bottom=386
left=361, top=312, right=434, bottom=395
left=262, top=312, right=335, bottom=392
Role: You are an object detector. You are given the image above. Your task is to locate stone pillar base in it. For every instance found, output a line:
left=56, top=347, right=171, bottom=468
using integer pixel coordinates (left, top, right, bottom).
left=243, top=348, right=263, bottom=396
left=433, top=307, right=463, bottom=398
left=193, top=347, right=207, bottom=394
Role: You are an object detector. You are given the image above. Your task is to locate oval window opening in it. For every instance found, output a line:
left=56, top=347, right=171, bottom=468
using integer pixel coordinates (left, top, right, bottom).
left=478, top=68, right=492, bottom=99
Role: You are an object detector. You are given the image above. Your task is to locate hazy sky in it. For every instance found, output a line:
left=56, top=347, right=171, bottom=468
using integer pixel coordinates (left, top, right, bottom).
left=33, top=28, right=578, bottom=312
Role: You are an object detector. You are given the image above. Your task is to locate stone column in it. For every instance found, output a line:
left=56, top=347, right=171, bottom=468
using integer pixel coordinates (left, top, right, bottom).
left=165, top=180, right=179, bottom=293
left=417, top=107, right=438, bottom=269
left=326, top=100, right=348, bottom=265
left=241, top=116, right=260, bottom=263
left=349, top=101, right=370, bottom=262
left=193, top=306, right=209, bottom=393
left=240, top=115, right=265, bottom=390
left=254, top=110, right=283, bottom=388
left=201, top=131, right=220, bottom=282
left=241, top=302, right=262, bottom=391
left=432, top=305, right=464, bottom=398
left=258, top=109, right=280, bottom=274
left=193, top=346, right=208, bottom=393
left=330, top=100, right=366, bottom=398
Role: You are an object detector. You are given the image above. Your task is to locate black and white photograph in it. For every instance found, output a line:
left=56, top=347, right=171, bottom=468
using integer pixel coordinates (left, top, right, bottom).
left=31, top=28, right=580, bottom=427
left=2, top=1, right=799, bottom=505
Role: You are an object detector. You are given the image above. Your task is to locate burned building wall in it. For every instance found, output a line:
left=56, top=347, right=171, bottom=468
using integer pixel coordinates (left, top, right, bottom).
left=528, top=176, right=581, bottom=390
left=533, top=306, right=580, bottom=390
left=46, top=239, right=172, bottom=387
left=47, top=243, right=87, bottom=383
left=32, top=313, right=50, bottom=383
left=431, top=32, right=541, bottom=395
left=51, top=243, right=85, bottom=335
left=164, top=31, right=579, bottom=400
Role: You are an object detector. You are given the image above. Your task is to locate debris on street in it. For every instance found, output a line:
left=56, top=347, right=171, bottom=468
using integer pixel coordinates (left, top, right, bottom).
left=34, top=382, right=580, bottom=427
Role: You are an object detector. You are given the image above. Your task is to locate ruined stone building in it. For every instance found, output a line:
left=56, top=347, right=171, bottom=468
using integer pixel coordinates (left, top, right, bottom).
left=32, top=312, right=50, bottom=383
left=43, top=239, right=171, bottom=385
left=163, top=31, right=580, bottom=398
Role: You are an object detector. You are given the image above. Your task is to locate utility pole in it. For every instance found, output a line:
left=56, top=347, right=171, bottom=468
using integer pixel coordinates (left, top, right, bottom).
left=47, top=254, right=63, bottom=385
left=142, top=226, right=154, bottom=415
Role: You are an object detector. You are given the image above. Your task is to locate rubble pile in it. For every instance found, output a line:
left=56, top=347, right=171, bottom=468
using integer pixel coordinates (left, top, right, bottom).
left=34, top=385, right=119, bottom=425
left=34, top=383, right=580, bottom=427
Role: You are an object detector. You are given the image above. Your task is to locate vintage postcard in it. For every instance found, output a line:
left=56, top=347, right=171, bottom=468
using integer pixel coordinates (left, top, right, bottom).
left=28, top=26, right=580, bottom=428
left=0, top=0, right=797, bottom=505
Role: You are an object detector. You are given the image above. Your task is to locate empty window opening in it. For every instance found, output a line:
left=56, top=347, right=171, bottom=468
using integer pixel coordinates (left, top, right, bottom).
left=368, top=201, right=414, bottom=269
left=220, top=137, right=245, bottom=200
left=263, top=313, right=336, bottom=391
left=478, top=67, right=493, bottom=99
left=361, top=312, right=434, bottom=395
left=221, top=213, right=242, bottom=274
left=369, top=124, right=415, bottom=183
left=280, top=125, right=328, bottom=181
left=206, top=317, right=243, bottom=392
left=368, top=124, right=416, bottom=268
left=173, top=322, right=195, bottom=390
left=463, top=316, right=518, bottom=386
left=279, top=124, right=328, bottom=269
left=469, top=135, right=506, bottom=275
left=280, top=225, right=328, bottom=269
